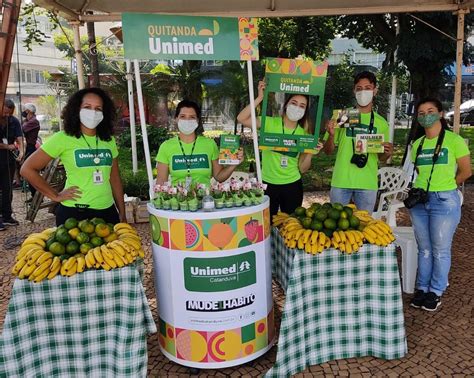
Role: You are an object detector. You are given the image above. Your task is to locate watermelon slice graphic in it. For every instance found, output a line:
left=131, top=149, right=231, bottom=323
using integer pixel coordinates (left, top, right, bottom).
left=185, top=221, right=200, bottom=249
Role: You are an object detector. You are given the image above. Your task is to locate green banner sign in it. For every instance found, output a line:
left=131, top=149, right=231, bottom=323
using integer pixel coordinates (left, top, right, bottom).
left=122, top=13, right=259, bottom=61
left=259, top=58, right=328, bottom=154
left=74, top=149, right=113, bottom=167
left=183, top=251, right=256, bottom=292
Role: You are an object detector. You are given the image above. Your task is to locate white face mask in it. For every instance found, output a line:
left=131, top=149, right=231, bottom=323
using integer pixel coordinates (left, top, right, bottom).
left=80, top=108, right=104, bottom=130
left=285, top=104, right=305, bottom=122
left=355, top=90, right=374, bottom=107
left=177, top=119, right=198, bottom=135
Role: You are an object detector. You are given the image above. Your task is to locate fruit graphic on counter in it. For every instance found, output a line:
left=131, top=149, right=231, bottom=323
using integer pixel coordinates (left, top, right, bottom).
left=208, top=222, right=233, bottom=249
left=244, top=218, right=259, bottom=243
left=184, top=221, right=200, bottom=249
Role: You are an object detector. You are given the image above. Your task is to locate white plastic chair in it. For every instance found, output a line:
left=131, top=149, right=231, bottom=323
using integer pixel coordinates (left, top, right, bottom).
left=373, top=167, right=410, bottom=227
left=392, top=226, right=417, bottom=294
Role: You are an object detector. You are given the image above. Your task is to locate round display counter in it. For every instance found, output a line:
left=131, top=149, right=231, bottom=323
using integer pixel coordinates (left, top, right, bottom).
left=147, top=196, right=275, bottom=369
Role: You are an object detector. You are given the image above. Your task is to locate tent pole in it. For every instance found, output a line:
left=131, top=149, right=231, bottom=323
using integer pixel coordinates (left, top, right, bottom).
left=126, top=60, right=138, bottom=174
left=70, top=21, right=85, bottom=89
left=453, top=9, right=466, bottom=134
left=133, top=59, right=155, bottom=200
left=246, top=60, right=262, bottom=183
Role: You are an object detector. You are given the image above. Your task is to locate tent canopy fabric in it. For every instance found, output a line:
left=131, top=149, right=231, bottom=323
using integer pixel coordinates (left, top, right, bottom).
left=34, top=0, right=474, bottom=21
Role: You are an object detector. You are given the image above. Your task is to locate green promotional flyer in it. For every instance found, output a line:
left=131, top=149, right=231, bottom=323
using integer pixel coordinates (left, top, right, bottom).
left=259, top=58, right=328, bottom=154
left=218, top=134, right=241, bottom=165
left=122, top=13, right=259, bottom=61
left=355, top=134, right=385, bottom=154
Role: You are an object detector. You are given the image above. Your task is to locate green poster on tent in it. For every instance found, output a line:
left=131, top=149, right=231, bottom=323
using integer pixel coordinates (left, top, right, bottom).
left=259, top=58, right=328, bottom=154
left=122, top=13, right=259, bottom=61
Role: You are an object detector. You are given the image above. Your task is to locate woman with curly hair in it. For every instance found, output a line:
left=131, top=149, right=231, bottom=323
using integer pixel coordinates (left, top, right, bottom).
left=21, top=88, right=126, bottom=225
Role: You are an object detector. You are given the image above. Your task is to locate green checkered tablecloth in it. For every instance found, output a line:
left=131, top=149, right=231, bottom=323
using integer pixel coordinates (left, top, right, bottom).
left=0, top=262, right=157, bottom=378
left=267, top=228, right=407, bottom=377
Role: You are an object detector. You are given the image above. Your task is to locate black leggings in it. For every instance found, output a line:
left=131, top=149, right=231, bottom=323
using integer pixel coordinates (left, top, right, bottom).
left=264, top=179, right=303, bottom=218
left=55, top=204, right=120, bottom=226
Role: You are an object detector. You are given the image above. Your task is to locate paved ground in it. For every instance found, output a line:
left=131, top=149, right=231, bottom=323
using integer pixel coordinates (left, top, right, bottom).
left=1, top=187, right=473, bottom=377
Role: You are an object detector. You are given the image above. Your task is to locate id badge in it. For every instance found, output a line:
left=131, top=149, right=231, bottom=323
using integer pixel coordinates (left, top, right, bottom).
left=185, top=175, right=192, bottom=190
left=2, top=138, right=7, bottom=145
left=280, top=156, right=288, bottom=168
left=93, top=170, right=104, bottom=185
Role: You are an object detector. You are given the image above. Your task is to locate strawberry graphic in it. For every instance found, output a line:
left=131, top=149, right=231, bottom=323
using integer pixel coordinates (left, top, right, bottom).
left=245, top=218, right=259, bottom=243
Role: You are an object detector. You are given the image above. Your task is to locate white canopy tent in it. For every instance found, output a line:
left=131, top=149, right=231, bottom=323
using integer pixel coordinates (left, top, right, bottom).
left=33, top=1, right=473, bottom=195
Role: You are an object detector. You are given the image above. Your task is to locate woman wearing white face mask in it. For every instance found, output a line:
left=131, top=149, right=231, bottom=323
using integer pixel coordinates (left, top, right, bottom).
left=237, top=81, right=315, bottom=217
left=156, top=100, right=243, bottom=185
left=21, top=88, right=126, bottom=225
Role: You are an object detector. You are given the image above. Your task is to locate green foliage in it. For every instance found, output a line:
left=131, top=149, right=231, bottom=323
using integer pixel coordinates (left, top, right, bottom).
left=20, top=4, right=58, bottom=51
left=117, top=124, right=170, bottom=160
left=323, top=56, right=355, bottom=113
left=36, top=95, right=58, bottom=119
left=120, top=169, right=150, bottom=200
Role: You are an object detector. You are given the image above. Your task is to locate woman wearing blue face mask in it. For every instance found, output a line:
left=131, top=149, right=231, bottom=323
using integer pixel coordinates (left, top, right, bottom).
left=408, top=97, right=471, bottom=312
left=156, top=99, right=243, bottom=186
left=21, top=88, right=126, bottom=225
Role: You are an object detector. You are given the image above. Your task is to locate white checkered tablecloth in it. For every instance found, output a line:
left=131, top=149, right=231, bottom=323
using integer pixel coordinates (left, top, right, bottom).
left=267, top=228, right=407, bottom=377
left=0, top=262, right=156, bottom=377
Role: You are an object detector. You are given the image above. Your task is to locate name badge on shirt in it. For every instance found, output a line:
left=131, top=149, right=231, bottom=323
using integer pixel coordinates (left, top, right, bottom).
left=280, top=155, right=288, bottom=168
left=93, top=170, right=104, bottom=185
left=2, top=138, right=7, bottom=145
left=185, top=175, right=192, bottom=190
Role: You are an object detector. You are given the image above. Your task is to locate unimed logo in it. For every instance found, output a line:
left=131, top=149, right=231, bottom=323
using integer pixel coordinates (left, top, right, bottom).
left=183, top=252, right=256, bottom=292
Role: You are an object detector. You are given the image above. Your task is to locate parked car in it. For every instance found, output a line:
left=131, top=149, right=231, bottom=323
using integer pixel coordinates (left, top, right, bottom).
left=446, top=100, right=474, bottom=126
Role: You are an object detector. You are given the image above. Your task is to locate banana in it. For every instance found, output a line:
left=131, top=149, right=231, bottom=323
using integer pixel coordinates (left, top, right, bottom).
left=332, top=239, right=339, bottom=249
left=28, top=232, right=50, bottom=241
left=101, top=261, right=112, bottom=271
left=332, top=232, right=341, bottom=244
left=64, top=256, right=77, bottom=271
left=113, top=223, right=134, bottom=232
left=296, top=238, right=304, bottom=250
left=29, top=259, right=53, bottom=281
left=85, top=251, right=96, bottom=269
left=34, top=268, right=51, bottom=283
left=36, top=252, right=54, bottom=266
left=363, top=231, right=376, bottom=244
left=288, top=239, right=297, bottom=249
left=310, top=231, right=319, bottom=245
left=364, top=227, right=377, bottom=239
left=325, top=239, right=331, bottom=249
left=110, top=250, right=125, bottom=267
left=318, top=232, right=326, bottom=246
left=368, top=223, right=385, bottom=236
left=123, top=252, right=135, bottom=264
left=60, top=261, right=69, bottom=276
left=117, top=232, right=141, bottom=241
left=92, top=247, right=104, bottom=263
left=12, top=257, right=29, bottom=275
left=28, top=250, right=46, bottom=265
left=304, top=241, right=312, bottom=254
left=338, top=231, right=346, bottom=243
left=66, top=261, right=78, bottom=276
left=285, top=230, right=298, bottom=240
left=137, top=249, right=145, bottom=258
left=346, top=231, right=356, bottom=245
left=339, top=241, right=346, bottom=253
left=301, top=229, right=312, bottom=244
left=18, top=262, right=37, bottom=279
left=76, top=256, right=86, bottom=273
left=317, top=244, right=324, bottom=253
left=100, top=247, right=117, bottom=268
left=47, top=257, right=62, bottom=280
left=21, top=237, right=46, bottom=248
left=16, top=244, right=43, bottom=261
left=311, top=243, right=318, bottom=255
left=345, top=240, right=353, bottom=254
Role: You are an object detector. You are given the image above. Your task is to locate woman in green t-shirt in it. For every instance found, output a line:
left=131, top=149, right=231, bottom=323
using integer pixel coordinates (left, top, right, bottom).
left=408, top=97, right=471, bottom=312
left=237, top=81, right=314, bottom=217
left=156, top=100, right=243, bottom=186
left=21, top=88, right=126, bottom=225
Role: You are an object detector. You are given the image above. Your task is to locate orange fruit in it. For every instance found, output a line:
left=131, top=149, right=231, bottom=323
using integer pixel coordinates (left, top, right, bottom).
left=95, top=223, right=111, bottom=238
left=103, top=232, right=118, bottom=243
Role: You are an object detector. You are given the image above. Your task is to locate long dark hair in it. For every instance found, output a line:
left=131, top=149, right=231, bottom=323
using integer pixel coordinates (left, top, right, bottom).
left=282, top=94, right=312, bottom=133
left=62, top=87, right=116, bottom=141
left=175, top=99, right=204, bottom=135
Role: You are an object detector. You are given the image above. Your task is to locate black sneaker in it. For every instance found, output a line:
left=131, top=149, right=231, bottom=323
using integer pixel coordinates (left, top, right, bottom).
left=422, top=292, right=441, bottom=312
left=3, top=218, right=19, bottom=226
left=0, top=223, right=5, bottom=231
left=410, top=290, right=426, bottom=308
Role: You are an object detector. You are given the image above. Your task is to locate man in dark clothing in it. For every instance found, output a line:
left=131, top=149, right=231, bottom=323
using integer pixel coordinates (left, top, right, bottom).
left=21, top=103, right=40, bottom=197
left=0, top=100, right=23, bottom=229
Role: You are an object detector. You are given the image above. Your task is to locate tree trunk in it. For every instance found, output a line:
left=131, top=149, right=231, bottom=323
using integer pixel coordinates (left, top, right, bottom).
left=87, top=20, right=100, bottom=88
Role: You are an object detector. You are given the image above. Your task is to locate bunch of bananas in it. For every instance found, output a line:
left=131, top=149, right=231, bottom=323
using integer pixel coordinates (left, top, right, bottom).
left=362, top=220, right=395, bottom=246
left=272, top=212, right=291, bottom=227
left=331, top=230, right=365, bottom=254
left=12, top=223, right=144, bottom=283
left=352, top=209, right=374, bottom=225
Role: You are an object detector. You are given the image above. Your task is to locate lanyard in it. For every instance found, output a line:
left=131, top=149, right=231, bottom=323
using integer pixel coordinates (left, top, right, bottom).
left=81, top=134, right=100, bottom=165
left=281, top=117, right=298, bottom=136
left=351, top=111, right=375, bottom=154
left=178, top=136, right=197, bottom=176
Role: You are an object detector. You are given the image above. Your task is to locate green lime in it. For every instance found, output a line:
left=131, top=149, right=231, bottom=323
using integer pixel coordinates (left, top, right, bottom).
left=322, top=203, right=332, bottom=210
left=90, top=236, right=104, bottom=247
left=76, top=232, right=90, bottom=245
left=64, top=217, right=78, bottom=230
left=339, top=210, right=348, bottom=219
left=314, top=210, right=328, bottom=222
left=80, top=242, right=93, bottom=255
left=305, top=208, right=315, bottom=218
left=332, top=203, right=344, bottom=211
left=55, top=228, right=71, bottom=245
left=323, top=218, right=337, bottom=230
left=323, top=228, right=334, bottom=237
left=66, top=240, right=80, bottom=255
left=349, top=216, right=361, bottom=229
left=294, top=206, right=306, bottom=217
left=343, top=206, right=353, bottom=217
left=310, top=220, right=323, bottom=231
left=301, top=217, right=312, bottom=229
left=328, top=208, right=341, bottom=221
left=45, top=236, right=56, bottom=251
left=49, top=241, right=66, bottom=256
left=79, top=220, right=95, bottom=234
left=90, top=217, right=106, bottom=226
left=310, top=203, right=321, bottom=211
left=338, top=218, right=350, bottom=230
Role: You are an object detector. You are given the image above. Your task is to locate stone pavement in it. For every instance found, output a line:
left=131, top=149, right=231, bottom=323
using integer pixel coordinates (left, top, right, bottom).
left=1, top=187, right=473, bottom=377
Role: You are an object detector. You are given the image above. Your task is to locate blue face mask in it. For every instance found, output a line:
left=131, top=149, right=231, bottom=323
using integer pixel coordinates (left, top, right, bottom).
left=418, top=113, right=440, bottom=128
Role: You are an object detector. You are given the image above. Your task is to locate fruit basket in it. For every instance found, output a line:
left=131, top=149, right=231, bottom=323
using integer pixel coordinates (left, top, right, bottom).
left=12, top=218, right=144, bottom=283
left=272, top=202, right=395, bottom=255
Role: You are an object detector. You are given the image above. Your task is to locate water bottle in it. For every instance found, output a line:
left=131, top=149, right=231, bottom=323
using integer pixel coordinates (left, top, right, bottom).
left=202, top=189, right=215, bottom=212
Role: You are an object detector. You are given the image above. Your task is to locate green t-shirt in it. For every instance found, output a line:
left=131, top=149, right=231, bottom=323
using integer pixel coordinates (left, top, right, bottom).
left=325, top=111, right=389, bottom=190
left=261, top=116, right=306, bottom=185
left=156, top=135, right=218, bottom=185
left=41, top=131, right=119, bottom=209
left=411, top=130, right=470, bottom=192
